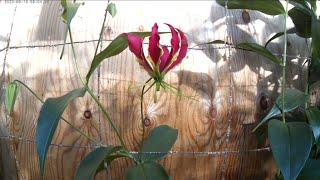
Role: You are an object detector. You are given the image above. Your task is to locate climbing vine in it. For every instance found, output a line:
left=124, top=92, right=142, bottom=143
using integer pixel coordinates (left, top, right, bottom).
left=216, top=0, right=320, bottom=179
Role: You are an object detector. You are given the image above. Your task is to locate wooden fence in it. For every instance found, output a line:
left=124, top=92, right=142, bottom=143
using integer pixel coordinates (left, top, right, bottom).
left=0, top=1, right=315, bottom=179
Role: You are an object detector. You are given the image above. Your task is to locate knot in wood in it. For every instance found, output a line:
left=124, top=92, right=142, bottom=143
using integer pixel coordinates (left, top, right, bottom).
left=259, top=95, right=268, bottom=110
left=241, top=10, right=250, bottom=24
left=105, top=26, right=113, bottom=34
left=144, top=118, right=151, bottom=127
left=287, top=41, right=291, bottom=47
left=138, top=25, right=145, bottom=32
left=208, top=106, right=217, bottom=120
left=83, top=110, right=92, bottom=119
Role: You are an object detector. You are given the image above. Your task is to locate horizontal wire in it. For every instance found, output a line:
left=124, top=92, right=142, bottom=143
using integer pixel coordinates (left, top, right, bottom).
left=130, top=147, right=270, bottom=155
left=0, top=39, right=110, bottom=52
left=0, top=39, right=211, bottom=52
left=0, top=135, right=270, bottom=155
left=0, top=135, right=98, bottom=149
left=15, top=76, right=285, bottom=88
left=0, top=39, right=311, bottom=60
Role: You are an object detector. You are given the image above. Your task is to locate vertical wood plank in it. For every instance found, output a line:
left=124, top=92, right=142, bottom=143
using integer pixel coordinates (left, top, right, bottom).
left=0, top=2, right=19, bottom=179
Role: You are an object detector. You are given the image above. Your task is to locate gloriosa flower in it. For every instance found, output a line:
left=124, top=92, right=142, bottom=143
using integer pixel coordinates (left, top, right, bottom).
left=127, top=23, right=188, bottom=90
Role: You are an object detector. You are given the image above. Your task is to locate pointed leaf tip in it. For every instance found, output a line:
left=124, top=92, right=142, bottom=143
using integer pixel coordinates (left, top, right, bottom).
left=60, top=0, right=82, bottom=59
left=107, top=3, right=117, bottom=18
left=6, top=81, right=18, bottom=114
left=236, top=43, right=281, bottom=64
left=76, top=146, right=123, bottom=180
left=306, top=107, right=320, bottom=147
left=61, top=0, right=82, bottom=26
left=36, top=87, right=86, bottom=178
left=140, top=125, right=178, bottom=162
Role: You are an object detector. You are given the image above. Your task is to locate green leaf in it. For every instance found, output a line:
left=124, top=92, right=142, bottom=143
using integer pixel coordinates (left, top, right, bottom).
left=309, top=14, right=320, bottom=84
left=308, top=59, right=320, bottom=85
left=36, top=87, right=86, bottom=178
left=5, top=81, right=18, bottom=113
left=288, top=7, right=312, bottom=38
left=216, top=0, right=285, bottom=15
left=289, top=0, right=313, bottom=15
left=311, top=15, right=320, bottom=66
left=94, top=146, right=128, bottom=176
left=140, top=125, right=178, bottom=162
left=196, top=40, right=228, bottom=46
left=265, top=28, right=297, bottom=47
left=107, top=2, right=117, bottom=18
left=199, top=41, right=281, bottom=65
left=297, top=159, right=320, bottom=180
left=0, top=71, right=4, bottom=105
left=253, top=89, right=309, bottom=132
left=86, top=32, right=169, bottom=83
left=254, top=123, right=268, bottom=148
left=60, top=0, right=82, bottom=59
left=236, top=43, right=281, bottom=64
left=76, top=146, right=121, bottom=180
left=61, top=0, right=82, bottom=26
left=95, top=154, right=127, bottom=176
left=306, top=107, right=320, bottom=147
left=86, top=34, right=128, bottom=82
left=125, top=162, right=170, bottom=180
left=268, top=120, right=313, bottom=180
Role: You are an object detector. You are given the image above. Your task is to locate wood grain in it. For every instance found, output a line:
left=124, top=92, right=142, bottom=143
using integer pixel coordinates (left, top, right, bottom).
left=0, top=1, right=313, bottom=179
left=0, top=2, right=20, bottom=180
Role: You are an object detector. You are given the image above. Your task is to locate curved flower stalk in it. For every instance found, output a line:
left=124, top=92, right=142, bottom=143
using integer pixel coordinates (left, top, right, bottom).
left=127, top=23, right=188, bottom=92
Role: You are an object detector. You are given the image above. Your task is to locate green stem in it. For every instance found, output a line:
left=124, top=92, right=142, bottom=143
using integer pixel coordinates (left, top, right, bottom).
left=140, top=78, right=152, bottom=149
left=142, top=81, right=156, bottom=96
left=282, top=0, right=289, bottom=123
left=305, top=41, right=311, bottom=109
left=13, top=80, right=102, bottom=146
left=161, top=82, right=183, bottom=98
left=162, top=81, right=179, bottom=91
left=59, top=28, right=68, bottom=60
left=68, top=27, right=126, bottom=147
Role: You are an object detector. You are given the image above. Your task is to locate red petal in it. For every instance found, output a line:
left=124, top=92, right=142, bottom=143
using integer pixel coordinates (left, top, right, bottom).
left=165, top=23, right=180, bottom=55
left=148, top=23, right=161, bottom=65
left=159, top=46, right=170, bottom=72
left=127, top=34, right=153, bottom=72
left=167, top=29, right=188, bottom=71
left=128, top=34, right=145, bottom=60
left=159, top=23, right=181, bottom=72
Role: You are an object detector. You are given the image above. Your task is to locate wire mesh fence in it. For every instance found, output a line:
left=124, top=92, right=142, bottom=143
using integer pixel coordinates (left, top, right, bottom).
left=0, top=1, right=310, bottom=179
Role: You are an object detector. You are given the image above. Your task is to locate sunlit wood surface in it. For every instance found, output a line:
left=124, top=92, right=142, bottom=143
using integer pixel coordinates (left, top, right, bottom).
left=0, top=1, right=312, bottom=179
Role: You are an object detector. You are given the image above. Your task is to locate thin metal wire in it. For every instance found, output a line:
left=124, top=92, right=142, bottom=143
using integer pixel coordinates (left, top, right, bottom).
left=130, top=148, right=271, bottom=155
left=0, top=135, right=270, bottom=155
left=0, top=40, right=223, bottom=52
left=221, top=0, right=232, bottom=176
left=2, top=5, right=25, bottom=180
left=0, top=135, right=99, bottom=149
left=0, top=39, right=112, bottom=52
left=0, top=5, right=308, bottom=179
left=96, top=6, right=110, bottom=179
left=0, top=40, right=311, bottom=60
